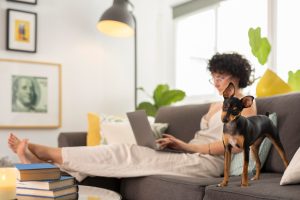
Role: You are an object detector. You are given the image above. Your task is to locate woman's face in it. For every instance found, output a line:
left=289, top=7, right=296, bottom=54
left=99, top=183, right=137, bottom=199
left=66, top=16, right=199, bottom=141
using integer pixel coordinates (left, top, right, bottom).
left=210, top=72, right=237, bottom=95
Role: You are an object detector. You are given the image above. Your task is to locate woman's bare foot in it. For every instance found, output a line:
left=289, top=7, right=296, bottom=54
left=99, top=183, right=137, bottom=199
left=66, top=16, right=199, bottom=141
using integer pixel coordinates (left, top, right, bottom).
left=8, top=133, right=21, bottom=153
left=16, top=139, right=31, bottom=164
left=9, top=134, right=44, bottom=164
left=8, top=133, right=63, bottom=165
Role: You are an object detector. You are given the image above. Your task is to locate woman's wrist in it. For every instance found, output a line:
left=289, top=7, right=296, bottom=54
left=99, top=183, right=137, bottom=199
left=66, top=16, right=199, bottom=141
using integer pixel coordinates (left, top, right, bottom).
left=208, top=143, right=212, bottom=155
left=184, top=143, right=199, bottom=153
left=184, top=143, right=193, bottom=152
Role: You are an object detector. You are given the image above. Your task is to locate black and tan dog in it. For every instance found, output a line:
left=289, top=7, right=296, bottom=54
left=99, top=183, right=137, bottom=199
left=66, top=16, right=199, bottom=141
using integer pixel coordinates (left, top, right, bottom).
left=218, top=83, right=289, bottom=187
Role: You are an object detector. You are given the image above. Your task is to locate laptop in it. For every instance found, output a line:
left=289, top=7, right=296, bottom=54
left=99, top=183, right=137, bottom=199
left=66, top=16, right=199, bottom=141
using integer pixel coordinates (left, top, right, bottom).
left=126, top=110, right=183, bottom=153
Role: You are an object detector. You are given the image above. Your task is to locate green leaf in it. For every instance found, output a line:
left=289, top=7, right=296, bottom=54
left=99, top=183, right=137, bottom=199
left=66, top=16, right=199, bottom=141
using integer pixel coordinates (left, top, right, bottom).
left=156, top=90, right=185, bottom=107
left=153, top=84, right=169, bottom=105
left=248, top=27, right=261, bottom=55
left=288, top=70, right=300, bottom=91
left=137, top=102, right=157, bottom=117
left=136, top=84, right=186, bottom=116
left=248, top=27, right=271, bottom=65
left=256, top=38, right=271, bottom=65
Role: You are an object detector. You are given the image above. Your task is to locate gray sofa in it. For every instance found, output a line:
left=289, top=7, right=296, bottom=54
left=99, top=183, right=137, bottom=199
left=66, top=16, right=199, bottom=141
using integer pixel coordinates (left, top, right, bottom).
left=58, top=92, right=300, bottom=200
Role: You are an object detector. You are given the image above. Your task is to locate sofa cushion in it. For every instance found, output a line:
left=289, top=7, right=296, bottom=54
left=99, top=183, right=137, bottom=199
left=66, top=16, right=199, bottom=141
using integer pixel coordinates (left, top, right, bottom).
left=79, top=176, right=121, bottom=193
left=204, top=173, right=300, bottom=200
left=256, top=93, right=300, bottom=173
left=120, top=175, right=225, bottom=200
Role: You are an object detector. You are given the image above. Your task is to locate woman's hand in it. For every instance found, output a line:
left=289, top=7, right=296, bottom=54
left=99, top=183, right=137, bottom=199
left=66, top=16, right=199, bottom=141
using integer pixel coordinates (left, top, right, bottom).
left=156, top=134, right=187, bottom=151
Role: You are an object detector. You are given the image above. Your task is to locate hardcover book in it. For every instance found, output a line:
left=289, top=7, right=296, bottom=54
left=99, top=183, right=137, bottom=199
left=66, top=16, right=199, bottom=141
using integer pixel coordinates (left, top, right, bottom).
left=16, top=185, right=78, bottom=198
left=17, top=176, right=75, bottom=190
left=15, top=163, right=61, bottom=181
left=16, top=192, right=78, bottom=200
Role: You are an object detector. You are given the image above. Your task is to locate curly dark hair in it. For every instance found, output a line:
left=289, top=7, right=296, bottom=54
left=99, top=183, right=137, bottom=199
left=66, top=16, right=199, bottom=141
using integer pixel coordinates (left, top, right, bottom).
left=207, top=52, right=254, bottom=88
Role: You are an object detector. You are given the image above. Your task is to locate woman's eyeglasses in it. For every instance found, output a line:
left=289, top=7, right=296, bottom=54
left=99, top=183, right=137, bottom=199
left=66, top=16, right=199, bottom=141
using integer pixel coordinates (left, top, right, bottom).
left=209, top=75, right=231, bottom=85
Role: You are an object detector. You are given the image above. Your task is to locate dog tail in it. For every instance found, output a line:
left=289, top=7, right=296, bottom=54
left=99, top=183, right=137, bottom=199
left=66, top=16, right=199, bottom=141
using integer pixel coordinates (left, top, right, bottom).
left=265, top=112, right=270, bottom=117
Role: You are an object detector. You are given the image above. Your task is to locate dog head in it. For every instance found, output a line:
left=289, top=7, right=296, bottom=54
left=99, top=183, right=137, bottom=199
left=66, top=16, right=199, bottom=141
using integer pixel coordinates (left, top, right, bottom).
left=221, top=82, right=254, bottom=123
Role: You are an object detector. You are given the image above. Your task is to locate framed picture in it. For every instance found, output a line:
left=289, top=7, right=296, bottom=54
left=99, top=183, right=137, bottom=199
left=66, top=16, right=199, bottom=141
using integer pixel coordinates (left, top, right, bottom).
left=6, top=9, right=37, bottom=53
left=0, top=59, right=62, bottom=129
left=7, top=0, right=37, bottom=5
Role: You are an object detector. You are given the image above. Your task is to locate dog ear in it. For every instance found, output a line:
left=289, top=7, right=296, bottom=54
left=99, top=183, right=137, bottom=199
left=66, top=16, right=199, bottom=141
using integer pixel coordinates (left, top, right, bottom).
left=241, top=96, right=254, bottom=108
left=223, top=82, right=235, bottom=99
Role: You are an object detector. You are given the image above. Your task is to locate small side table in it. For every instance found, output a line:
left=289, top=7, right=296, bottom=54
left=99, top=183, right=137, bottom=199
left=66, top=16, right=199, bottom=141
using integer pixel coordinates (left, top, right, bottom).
left=78, top=185, right=121, bottom=200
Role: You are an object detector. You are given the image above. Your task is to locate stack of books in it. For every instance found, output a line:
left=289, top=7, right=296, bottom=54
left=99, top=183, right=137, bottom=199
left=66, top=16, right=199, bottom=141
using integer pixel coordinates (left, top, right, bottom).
left=15, top=163, right=78, bottom=200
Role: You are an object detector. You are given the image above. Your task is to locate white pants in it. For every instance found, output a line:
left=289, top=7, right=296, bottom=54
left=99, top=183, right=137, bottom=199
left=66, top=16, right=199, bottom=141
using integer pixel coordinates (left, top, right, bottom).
left=59, top=144, right=224, bottom=182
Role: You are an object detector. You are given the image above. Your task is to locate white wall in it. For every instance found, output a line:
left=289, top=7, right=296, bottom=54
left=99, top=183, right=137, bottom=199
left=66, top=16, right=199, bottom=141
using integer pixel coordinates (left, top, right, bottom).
left=0, top=0, right=174, bottom=162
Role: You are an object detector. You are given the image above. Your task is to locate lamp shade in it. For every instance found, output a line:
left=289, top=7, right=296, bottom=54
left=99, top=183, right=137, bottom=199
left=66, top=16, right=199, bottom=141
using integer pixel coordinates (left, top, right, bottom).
left=97, top=0, right=134, bottom=37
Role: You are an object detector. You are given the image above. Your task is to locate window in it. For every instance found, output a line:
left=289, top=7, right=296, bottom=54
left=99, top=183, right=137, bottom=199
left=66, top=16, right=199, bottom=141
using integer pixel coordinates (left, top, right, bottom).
left=174, top=0, right=268, bottom=102
left=175, top=8, right=216, bottom=98
left=277, top=0, right=300, bottom=82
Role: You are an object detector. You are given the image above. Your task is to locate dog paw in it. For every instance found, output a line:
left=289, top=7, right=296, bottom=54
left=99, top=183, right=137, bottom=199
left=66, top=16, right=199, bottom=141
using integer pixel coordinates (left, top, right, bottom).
left=241, top=182, right=249, bottom=187
left=217, top=182, right=228, bottom=187
left=251, top=176, right=259, bottom=181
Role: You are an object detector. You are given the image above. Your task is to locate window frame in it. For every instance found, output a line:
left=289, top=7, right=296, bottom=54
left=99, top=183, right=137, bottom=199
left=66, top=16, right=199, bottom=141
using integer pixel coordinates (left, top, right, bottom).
left=173, top=0, right=278, bottom=103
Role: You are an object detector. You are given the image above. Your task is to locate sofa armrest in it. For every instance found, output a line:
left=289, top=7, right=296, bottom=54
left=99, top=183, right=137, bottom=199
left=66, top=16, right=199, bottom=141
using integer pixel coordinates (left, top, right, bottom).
left=58, top=132, right=87, bottom=147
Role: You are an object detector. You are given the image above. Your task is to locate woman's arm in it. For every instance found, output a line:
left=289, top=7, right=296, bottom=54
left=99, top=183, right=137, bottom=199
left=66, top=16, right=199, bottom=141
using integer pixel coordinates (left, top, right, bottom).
left=156, top=136, right=242, bottom=155
left=156, top=133, right=244, bottom=156
left=184, top=141, right=242, bottom=155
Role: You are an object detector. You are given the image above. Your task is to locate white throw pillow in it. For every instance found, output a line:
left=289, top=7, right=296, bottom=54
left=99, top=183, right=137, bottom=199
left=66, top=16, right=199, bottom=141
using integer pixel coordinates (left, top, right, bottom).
left=151, top=123, right=168, bottom=139
left=101, top=114, right=168, bottom=144
left=280, top=147, right=300, bottom=185
left=101, top=122, right=137, bottom=144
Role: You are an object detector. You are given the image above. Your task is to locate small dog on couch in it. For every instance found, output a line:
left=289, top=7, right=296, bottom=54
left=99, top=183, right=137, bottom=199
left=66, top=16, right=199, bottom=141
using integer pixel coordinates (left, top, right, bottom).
left=218, top=83, right=289, bottom=187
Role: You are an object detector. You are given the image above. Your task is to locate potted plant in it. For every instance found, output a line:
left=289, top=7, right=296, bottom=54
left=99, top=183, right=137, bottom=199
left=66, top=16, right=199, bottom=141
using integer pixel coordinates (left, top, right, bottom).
left=137, top=84, right=186, bottom=117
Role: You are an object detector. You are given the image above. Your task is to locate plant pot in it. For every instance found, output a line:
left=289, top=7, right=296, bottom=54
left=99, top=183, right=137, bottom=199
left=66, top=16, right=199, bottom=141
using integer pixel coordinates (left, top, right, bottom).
left=256, top=69, right=292, bottom=97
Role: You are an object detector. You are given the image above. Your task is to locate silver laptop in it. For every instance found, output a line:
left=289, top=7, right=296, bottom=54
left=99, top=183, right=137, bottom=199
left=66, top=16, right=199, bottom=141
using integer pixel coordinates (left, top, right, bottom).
left=126, top=110, right=183, bottom=153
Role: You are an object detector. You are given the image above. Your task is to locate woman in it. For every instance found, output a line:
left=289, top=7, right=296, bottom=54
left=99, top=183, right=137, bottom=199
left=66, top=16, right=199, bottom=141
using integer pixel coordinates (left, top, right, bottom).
left=8, top=52, right=256, bottom=181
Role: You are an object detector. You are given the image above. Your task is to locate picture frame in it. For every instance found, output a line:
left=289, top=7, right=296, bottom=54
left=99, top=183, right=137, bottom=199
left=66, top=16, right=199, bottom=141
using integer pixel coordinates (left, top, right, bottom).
left=6, top=9, right=37, bottom=53
left=0, top=59, right=62, bottom=129
left=7, top=0, right=37, bottom=5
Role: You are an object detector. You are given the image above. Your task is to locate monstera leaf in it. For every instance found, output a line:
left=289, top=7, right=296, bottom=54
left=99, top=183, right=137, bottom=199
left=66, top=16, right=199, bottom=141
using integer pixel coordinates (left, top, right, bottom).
left=153, top=84, right=169, bottom=105
left=137, top=102, right=157, bottom=117
left=248, top=27, right=271, bottom=65
left=137, top=84, right=186, bottom=117
left=288, top=70, right=300, bottom=91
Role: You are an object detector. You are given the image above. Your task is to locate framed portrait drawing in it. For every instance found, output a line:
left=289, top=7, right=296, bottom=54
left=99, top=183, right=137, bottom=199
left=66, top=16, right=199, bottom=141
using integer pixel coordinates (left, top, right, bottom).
left=6, top=9, right=37, bottom=53
left=0, top=59, right=62, bottom=128
left=7, top=0, right=37, bottom=5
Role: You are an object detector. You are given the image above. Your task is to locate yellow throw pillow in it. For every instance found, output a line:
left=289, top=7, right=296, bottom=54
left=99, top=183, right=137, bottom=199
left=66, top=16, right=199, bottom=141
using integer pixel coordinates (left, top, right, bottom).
left=87, top=113, right=101, bottom=146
